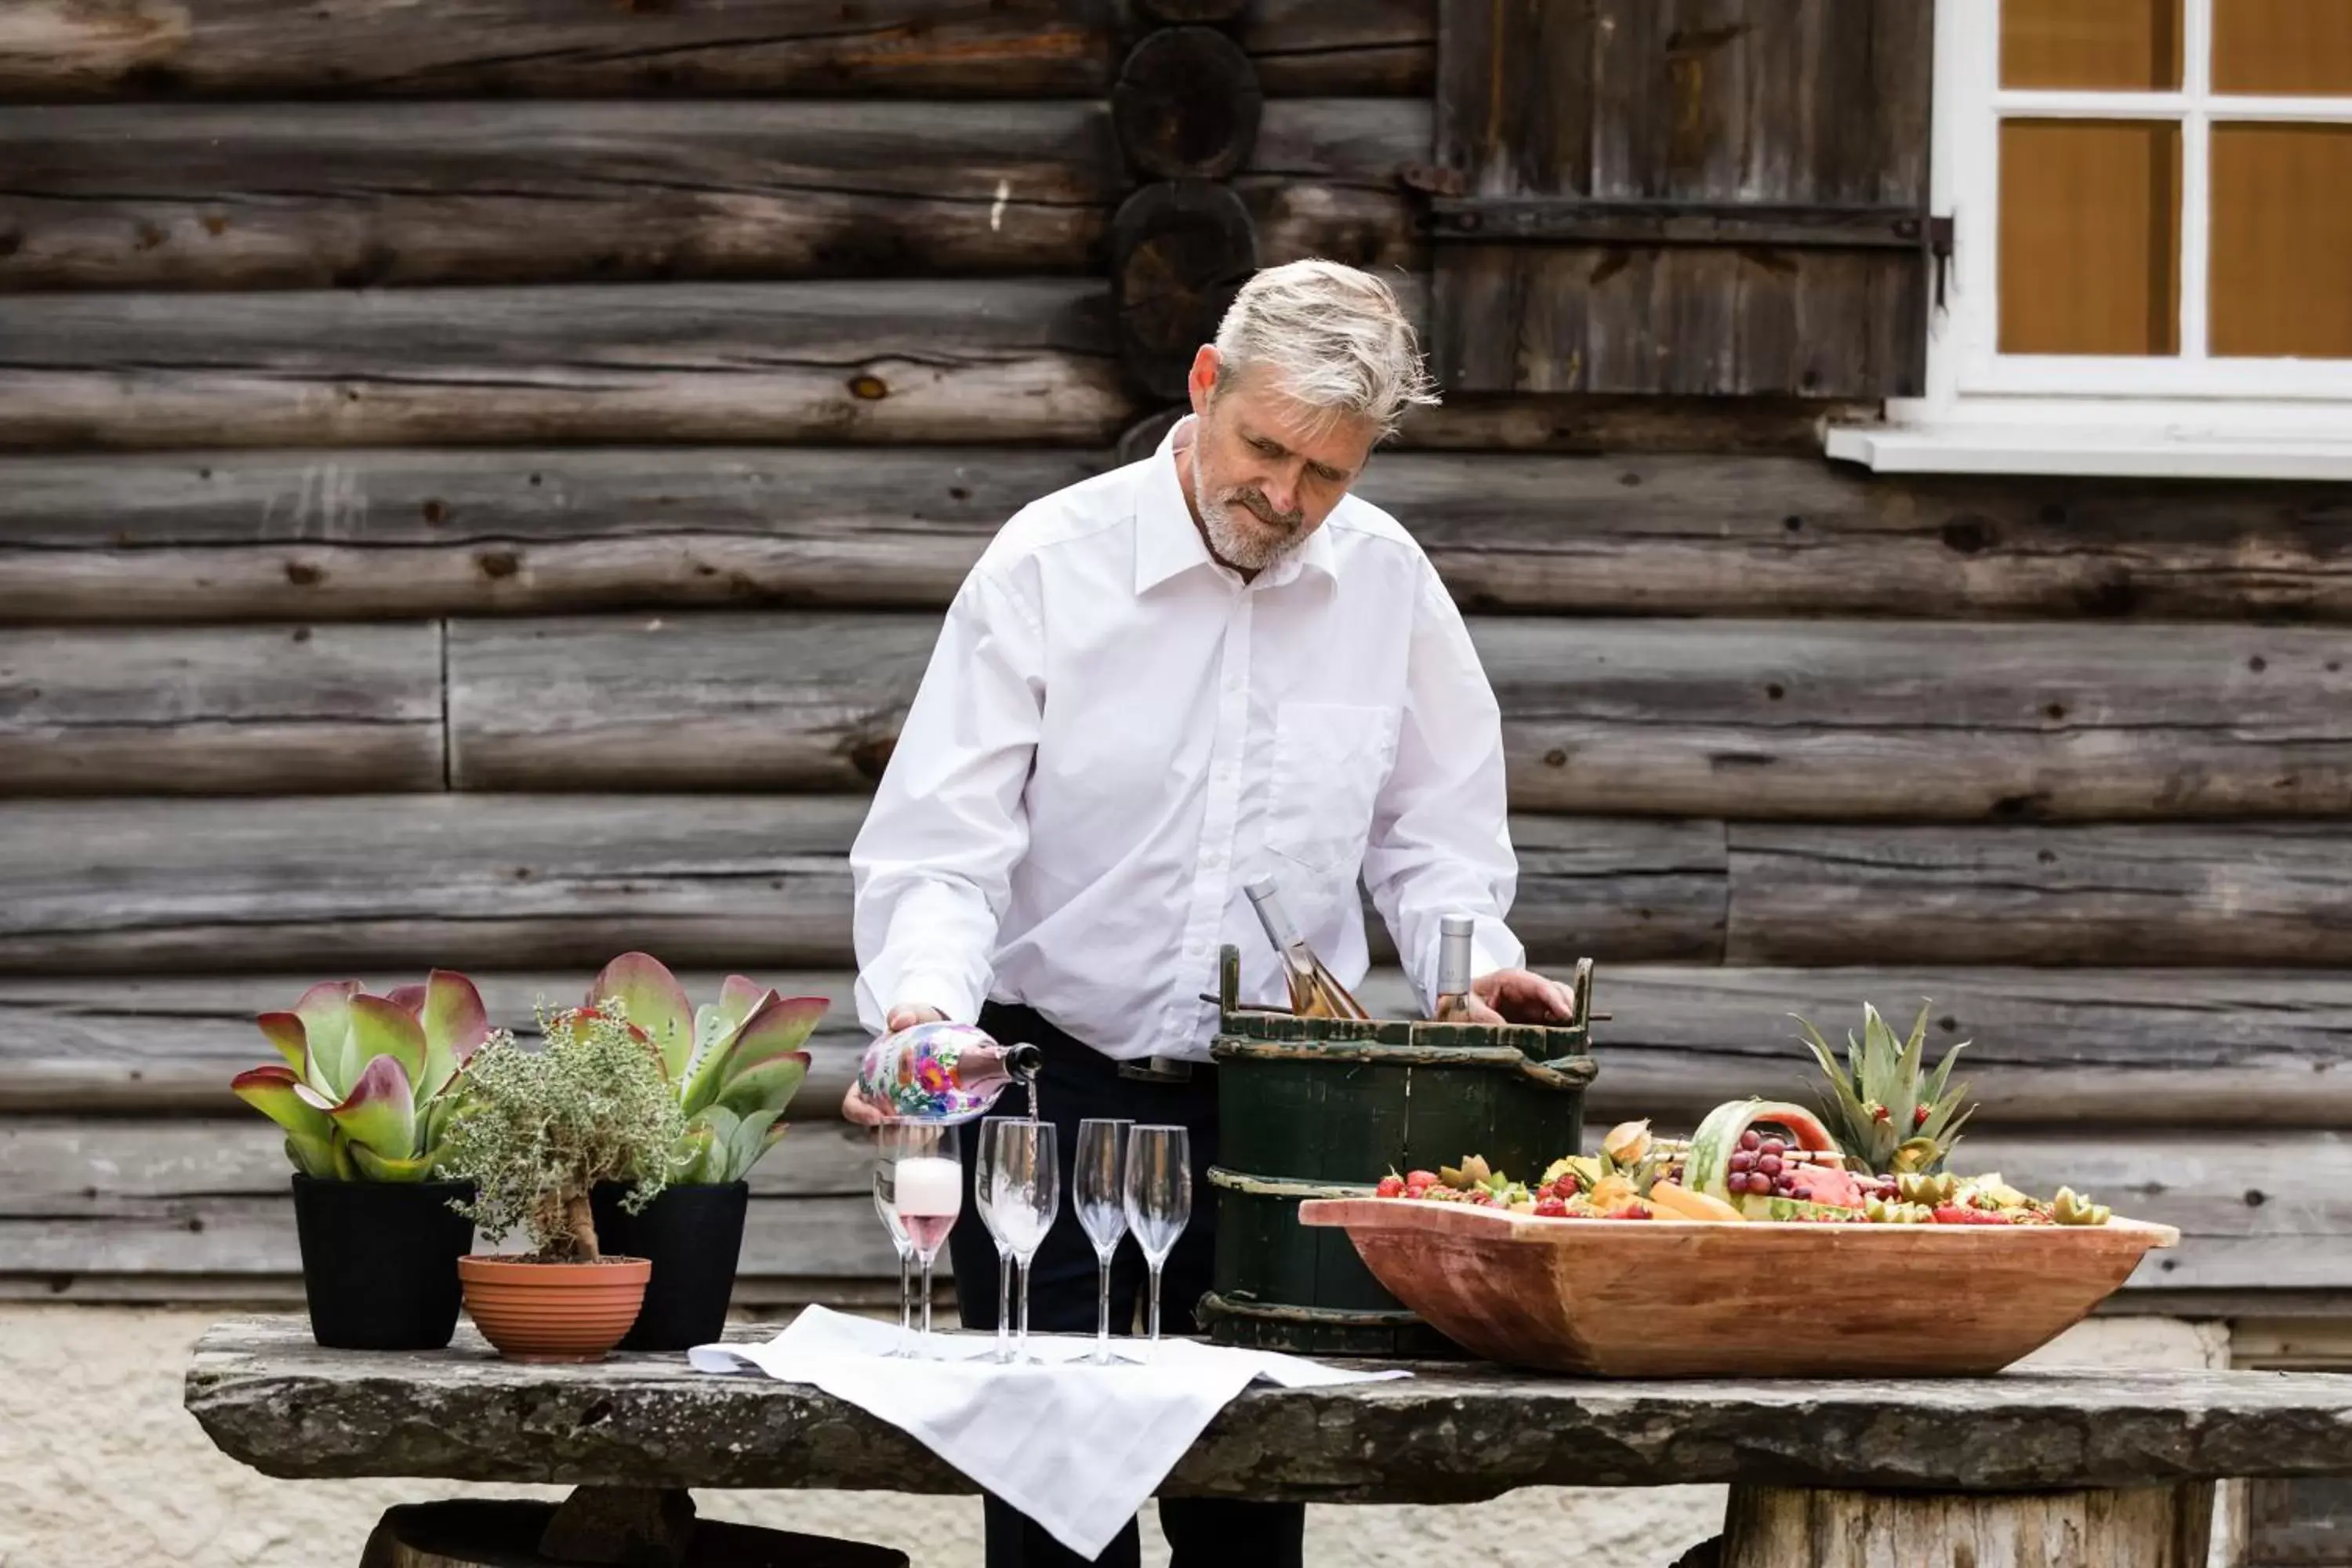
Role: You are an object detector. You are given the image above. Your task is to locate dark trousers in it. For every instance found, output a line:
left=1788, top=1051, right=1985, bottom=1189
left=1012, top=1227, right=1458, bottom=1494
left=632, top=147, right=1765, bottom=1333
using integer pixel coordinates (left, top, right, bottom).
left=948, top=1002, right=1306, bottom=1568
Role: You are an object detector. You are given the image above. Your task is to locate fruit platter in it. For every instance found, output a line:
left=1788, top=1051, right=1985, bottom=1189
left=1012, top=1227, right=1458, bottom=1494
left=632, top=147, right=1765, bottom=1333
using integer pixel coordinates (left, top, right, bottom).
left=1298, top=1001, right=2180, bottom=1377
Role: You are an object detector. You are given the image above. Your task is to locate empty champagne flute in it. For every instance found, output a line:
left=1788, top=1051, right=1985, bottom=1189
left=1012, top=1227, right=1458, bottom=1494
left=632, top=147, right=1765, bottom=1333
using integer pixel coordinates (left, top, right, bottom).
left=971, top=1116, right=1017, bottom=1364
left=1074, top=1118, right=1133, bottom=1363
left=985, top=1120, right=1060, bottom=1361
left=879, top=1121, right=960, bottom=1358
left=869, top=1167, right=915, bottom=1357
left=1123, top=1124, right=1191, bottom=1347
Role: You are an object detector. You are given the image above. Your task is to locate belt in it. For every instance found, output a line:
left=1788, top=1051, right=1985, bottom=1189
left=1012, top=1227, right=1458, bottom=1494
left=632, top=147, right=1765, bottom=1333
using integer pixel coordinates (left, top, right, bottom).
left=1115, top=1054, right=1196, bottom=1083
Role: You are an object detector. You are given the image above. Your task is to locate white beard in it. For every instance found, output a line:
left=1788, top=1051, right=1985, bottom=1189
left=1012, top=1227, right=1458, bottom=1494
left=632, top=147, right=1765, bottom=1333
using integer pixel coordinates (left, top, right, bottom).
left=1192, top=464, right=1307, bottom=573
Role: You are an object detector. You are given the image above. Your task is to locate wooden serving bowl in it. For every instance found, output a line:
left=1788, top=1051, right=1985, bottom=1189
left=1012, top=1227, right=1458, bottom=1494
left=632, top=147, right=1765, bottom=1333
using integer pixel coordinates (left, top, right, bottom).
left=1297, top=1198, right=2180, bottom=1377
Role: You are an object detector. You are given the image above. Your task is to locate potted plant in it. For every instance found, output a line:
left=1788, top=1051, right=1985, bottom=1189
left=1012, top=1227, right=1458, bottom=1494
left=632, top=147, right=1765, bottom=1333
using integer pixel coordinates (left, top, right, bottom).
left=579, top=952, right=829, bottom=1350
left=434, top=996, right=684, bottom=1363
left=230, top=971, right=489, bottom=1349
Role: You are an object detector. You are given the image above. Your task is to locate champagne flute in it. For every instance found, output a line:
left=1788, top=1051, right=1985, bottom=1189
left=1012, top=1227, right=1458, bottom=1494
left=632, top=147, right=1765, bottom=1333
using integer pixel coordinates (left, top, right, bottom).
left=869, top=1166, right=915, bottom=1357
left=971, top=1116, right=1017, bottom=1364
left=1123, top=1124, right=1191, bottom=1347
left=880, top=1122, right=961, bottom=1358
left=985, top=1120, right=1060, bottom=1362
left=1074, top=1118, right=1133, bottom=1363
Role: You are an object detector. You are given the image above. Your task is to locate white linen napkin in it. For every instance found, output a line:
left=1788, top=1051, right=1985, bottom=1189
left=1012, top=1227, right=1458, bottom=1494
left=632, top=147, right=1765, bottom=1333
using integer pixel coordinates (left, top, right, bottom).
left=689, top=1305, right=1408, bottom=1558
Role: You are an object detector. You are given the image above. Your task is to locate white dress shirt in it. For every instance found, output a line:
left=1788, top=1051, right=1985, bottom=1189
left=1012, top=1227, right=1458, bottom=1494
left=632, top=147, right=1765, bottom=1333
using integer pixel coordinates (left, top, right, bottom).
left=848, top=416, right=1526, bottom=1062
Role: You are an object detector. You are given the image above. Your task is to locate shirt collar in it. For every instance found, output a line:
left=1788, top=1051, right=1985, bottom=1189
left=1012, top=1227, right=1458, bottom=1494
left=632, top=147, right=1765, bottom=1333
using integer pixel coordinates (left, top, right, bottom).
left=1134, top=414, right=1338, bottom=597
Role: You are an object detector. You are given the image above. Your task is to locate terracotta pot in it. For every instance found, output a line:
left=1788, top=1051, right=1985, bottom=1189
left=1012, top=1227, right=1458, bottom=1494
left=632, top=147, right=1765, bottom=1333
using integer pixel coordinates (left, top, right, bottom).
left=457, top=1255, right=652, bottom=1363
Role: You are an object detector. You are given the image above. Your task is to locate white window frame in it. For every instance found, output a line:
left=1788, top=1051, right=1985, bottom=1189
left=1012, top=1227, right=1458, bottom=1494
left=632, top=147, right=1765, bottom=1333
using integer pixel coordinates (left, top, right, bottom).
left=1827, top=0, right=2352, bottom=481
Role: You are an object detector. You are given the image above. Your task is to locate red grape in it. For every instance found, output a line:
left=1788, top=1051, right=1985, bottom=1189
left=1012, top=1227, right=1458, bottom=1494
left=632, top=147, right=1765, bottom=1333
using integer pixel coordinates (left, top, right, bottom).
left=1739, top=1130, right=1762, bottom=1152
left=1761, top=1138, right=1787, bottom=1157
left=1730, top=1151, right=1756, bottom=1173
left=1758, top=1154, right=1784, bottom=1178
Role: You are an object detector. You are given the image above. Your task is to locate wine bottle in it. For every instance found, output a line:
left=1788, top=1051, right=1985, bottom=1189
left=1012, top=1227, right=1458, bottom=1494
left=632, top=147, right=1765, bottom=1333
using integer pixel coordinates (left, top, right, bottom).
left=1243, top=876, right=1372, bottom=1020
left=1432, top=912, right=1475, bottom=1021
left=855, top=1021, right=1044, bottom=1125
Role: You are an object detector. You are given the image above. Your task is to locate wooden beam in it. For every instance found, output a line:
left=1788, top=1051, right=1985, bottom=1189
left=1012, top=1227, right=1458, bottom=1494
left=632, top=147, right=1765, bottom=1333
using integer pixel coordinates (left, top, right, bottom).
left=0, top=796, right=1719, bottom=975
left=0, top=280, right=1130, bottom=451
left=1112, top=27, right=1262, bottom=181
left=20, top=450, right=2340, bottom=627
left=1730, top=824, right=2352, bottom=967
left=0, top=0, right=1428, bottom=100
left=12, top=966, right=2351, bottom=1130
left=442, top=611, right=2352, bottom=821
left=0, top=99, right=1416, bottom=291
left=0, top=623, right=444, bottom=795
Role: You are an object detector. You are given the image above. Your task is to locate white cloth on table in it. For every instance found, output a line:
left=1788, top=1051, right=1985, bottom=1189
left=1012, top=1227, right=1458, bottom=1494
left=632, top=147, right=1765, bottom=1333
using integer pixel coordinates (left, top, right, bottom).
left=689, top=1304, right=1409, bottom=1559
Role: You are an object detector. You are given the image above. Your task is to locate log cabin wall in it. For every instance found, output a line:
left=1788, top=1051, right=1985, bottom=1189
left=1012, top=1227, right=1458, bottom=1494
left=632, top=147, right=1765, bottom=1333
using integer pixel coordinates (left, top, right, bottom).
left=2, top=0, right=2349, bottom=1362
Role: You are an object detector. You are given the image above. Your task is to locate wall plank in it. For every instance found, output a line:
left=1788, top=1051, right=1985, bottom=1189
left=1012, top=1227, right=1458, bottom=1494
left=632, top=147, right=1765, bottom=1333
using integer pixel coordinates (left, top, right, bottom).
left=10, top=967, right=2350, bottom=1130
left=1730, top=824, right=2352, bottom=967
left=0, top=622, right=443, bottom=794
left=0, top=0, right=1429, bottom=100
left=0, top=99, right=1421, bottom=292
left=444, top=612, right=2352, bottom=821
left=0, top=797, right=1721, bottom=975
left=9, top=451, right=2347, bottom=626
left=7, top=1116, right=2337, bottom=1294
left=0, top=280, right=1128, bottom=450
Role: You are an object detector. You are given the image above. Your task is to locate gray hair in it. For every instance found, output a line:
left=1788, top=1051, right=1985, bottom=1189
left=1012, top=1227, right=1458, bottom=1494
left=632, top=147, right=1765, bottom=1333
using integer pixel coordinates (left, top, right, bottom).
left=1209, top=259, right=1439, bottom=438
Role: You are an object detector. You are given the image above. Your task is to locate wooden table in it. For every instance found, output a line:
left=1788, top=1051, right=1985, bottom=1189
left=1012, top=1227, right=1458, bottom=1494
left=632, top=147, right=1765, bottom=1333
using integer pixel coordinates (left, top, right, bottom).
left=188, top=1316, right=2352, bottom=1568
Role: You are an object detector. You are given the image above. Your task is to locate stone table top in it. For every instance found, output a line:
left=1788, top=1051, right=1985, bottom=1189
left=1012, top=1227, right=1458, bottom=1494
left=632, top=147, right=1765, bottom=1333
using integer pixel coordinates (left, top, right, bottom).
left=187, top=1316, right=2352, bottom=1503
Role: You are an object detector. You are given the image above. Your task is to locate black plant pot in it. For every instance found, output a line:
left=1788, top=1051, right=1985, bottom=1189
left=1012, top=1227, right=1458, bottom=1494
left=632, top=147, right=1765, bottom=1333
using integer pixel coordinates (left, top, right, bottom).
left=590, top=1180, right=750, bottom=1352
left=290, top=1174, right=476, bottom=1351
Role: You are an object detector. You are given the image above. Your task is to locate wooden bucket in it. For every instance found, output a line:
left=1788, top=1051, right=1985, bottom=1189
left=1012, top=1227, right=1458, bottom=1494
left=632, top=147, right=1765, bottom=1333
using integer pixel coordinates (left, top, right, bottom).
left=1199, top=944, right=1599, bottom=1356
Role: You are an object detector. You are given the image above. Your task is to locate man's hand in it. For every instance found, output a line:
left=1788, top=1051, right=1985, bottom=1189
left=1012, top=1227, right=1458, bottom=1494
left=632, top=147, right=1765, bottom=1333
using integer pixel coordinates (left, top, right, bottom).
left=840, top=1004, right=946, bottom=1125
left=1456, top=968, right=1577, bottom=1026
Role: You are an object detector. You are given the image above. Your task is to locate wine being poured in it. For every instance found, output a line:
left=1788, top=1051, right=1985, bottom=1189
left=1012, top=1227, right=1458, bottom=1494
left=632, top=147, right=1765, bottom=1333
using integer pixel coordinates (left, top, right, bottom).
left=1243, top=875, right=1371, bottom=1020
left=856, top=1020, right=1044, bottom=1124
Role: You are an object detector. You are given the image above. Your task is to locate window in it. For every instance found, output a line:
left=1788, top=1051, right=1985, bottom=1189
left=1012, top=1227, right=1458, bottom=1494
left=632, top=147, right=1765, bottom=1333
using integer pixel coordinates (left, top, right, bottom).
left=1828, top=0, right=2352, bottom=479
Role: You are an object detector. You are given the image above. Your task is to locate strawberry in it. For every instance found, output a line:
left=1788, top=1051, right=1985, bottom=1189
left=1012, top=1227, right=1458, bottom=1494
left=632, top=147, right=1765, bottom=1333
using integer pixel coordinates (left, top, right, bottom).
left=1375, top=1174, right=1405, bottom=1199
left=1932, top=1204, right=2010, bottom=1225
left=1551, top=1175, right=1581, bottom=1200
left=1404, top=1170, right=1438, bottom=1193
left=1534, top=1196, right=1570, bottom=1218
left=1607, top=1206, right=1653, bottom=1221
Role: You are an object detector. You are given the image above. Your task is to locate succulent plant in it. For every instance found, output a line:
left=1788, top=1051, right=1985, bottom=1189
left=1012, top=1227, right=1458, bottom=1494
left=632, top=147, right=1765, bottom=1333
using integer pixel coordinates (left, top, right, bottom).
left=581, top=952, right=829, bottom=1186
left=232, top=971, right=492, bottom=1181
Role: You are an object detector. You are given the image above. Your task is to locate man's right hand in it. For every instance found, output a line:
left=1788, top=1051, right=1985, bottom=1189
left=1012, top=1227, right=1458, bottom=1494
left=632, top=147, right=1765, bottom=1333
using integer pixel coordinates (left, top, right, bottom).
left=840, top=1004, right=947, bottom=1124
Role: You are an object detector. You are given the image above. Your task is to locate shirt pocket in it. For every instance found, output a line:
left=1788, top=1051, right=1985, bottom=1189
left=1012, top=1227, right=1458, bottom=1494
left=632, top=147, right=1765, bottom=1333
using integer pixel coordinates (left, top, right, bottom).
left=1265, top=702, right=1400, bottom=878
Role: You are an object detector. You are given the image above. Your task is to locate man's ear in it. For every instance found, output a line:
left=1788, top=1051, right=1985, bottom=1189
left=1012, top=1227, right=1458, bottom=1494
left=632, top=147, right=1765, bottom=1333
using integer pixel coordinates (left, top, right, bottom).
left=1186, top=345, right=1221, bottom=418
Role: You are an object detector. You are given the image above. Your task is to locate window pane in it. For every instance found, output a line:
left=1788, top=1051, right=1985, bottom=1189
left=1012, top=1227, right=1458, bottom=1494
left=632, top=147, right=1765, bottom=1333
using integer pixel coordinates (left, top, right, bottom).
left=2002, top=0, right=2183, bottom=89
left=2213, top=0, right=2352, bottom=95
left=2211, top=123, right=2352, bottom=358
left=1999, top=120, right=2182, bottom=355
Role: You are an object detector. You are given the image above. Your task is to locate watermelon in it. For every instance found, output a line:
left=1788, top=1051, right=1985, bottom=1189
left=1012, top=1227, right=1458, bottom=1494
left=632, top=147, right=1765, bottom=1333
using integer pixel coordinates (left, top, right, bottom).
left=1785, top=1164, right=1867, bottom=1210
left=1683, top=1098, right=1848, bottom=1219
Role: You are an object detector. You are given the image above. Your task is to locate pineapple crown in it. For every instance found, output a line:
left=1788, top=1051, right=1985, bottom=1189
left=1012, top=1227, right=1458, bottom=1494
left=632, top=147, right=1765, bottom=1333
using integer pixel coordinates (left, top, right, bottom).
left=1793, top=1000, right=1976, bottom=1177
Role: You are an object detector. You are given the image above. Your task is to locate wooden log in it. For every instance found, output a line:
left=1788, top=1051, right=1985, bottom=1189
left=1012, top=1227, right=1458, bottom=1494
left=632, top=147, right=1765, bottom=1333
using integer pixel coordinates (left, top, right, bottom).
left=1719, top=1483, right=2213, bottom=1568
left=0, top=98, right=1414, bottom=292
left=0, top=795, right=1721, bottom=974
left=1111, top=181, right=1260, bottom=400
left=1135, top=0, right=1247, bottom=21
left=16, top=449, right=2350, bottom=626
left=0, top=280, right=1129, bottom=451
left=0, top=970, right=871, bottom=1116
left=0, top=448, right=1091, bottom=624
left=13, top=965, right=2352, bottom=1131
left=443, top=610, right=2352, bottom=821
left=0, top=622, right=443, bottom=795
left=0, top=0, right=1428, bottom=100
left=1112, top=26, right=1262, bottom=181
left=1729, top=824, right=2352, bottom=968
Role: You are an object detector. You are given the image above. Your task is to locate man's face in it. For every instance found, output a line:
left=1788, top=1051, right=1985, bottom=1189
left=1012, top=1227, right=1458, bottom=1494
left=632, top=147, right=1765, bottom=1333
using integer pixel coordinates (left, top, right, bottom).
left=1183, top=349, right=1377, bottom=573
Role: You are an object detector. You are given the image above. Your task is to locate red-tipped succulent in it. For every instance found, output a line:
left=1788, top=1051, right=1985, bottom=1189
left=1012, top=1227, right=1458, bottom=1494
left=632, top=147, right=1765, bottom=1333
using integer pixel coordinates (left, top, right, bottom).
left=584, top=952, right=829, bottom=1185
left=232, top=971, right=492, bottom=1181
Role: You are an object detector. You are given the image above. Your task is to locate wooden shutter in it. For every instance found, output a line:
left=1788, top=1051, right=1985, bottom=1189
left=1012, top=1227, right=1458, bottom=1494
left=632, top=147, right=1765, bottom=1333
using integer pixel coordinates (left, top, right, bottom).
left=1426, top=0, right=1939, bottom=398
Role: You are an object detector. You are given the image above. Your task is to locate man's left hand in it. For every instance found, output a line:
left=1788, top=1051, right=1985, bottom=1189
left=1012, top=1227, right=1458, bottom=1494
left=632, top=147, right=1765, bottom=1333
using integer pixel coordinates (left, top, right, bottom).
left=1456, top=968, right=1578, bottom=1025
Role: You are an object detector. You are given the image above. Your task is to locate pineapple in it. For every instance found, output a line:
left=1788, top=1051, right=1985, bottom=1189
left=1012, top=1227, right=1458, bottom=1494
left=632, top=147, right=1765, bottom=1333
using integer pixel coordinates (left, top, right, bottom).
left=1792, top=1000, right=1976, bottom=1177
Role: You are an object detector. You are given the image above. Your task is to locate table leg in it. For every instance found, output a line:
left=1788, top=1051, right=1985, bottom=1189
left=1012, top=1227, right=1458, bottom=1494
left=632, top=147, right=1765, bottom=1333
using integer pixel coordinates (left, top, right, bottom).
left=357, top=1492, right=910, bottom=1568
left=1707, top=1482, right=2216, bottom=1567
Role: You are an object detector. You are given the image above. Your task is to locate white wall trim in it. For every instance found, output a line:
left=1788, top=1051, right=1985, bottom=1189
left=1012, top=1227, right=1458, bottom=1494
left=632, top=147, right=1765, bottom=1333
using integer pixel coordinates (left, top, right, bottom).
left=1826, top=423, right=2352, bottom=481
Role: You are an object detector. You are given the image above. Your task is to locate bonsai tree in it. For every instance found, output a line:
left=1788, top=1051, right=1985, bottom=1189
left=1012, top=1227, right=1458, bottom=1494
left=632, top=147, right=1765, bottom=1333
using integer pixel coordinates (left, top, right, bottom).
left=435, top=998, right=686, bottom=1261
left=232, top=971, right=492, bottom=1180
left=582, top=952, right=829, bottom=1185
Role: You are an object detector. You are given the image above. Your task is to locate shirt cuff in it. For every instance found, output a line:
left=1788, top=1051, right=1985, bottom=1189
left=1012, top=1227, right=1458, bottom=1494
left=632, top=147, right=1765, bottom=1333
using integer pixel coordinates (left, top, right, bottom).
left=887, top=971, right=983, bottom=1028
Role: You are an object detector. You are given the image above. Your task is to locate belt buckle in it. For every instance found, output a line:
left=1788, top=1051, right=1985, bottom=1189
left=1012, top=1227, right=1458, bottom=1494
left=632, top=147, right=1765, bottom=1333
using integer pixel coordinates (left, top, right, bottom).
left=1116, top=1054, right=1194, bottom=1084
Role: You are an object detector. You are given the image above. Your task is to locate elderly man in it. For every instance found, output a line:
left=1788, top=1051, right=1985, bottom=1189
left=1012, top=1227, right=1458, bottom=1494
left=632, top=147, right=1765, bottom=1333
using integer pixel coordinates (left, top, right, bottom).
left=847, top=259, right=1573, bottom=1567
